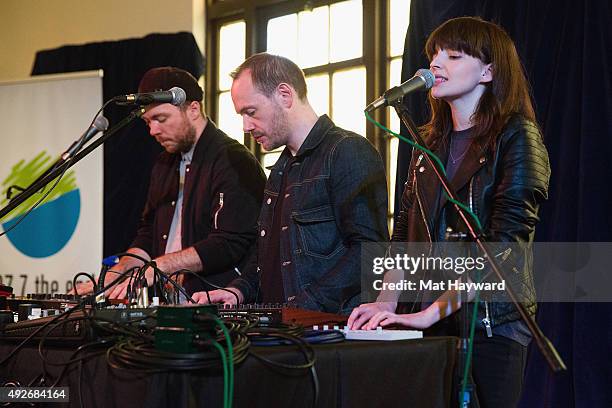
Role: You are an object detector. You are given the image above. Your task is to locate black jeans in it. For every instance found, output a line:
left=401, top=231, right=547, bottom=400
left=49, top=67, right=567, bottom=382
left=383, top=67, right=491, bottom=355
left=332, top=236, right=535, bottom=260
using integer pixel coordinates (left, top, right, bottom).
left=426, top=317, right=528, bottom=408
left=471, top=331, right=528, bottom=408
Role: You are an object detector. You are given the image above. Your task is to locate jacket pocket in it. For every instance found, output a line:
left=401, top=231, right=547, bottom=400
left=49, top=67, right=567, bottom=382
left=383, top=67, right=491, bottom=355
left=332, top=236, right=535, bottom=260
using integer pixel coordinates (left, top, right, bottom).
left=292, top=205, right=344, bottom=259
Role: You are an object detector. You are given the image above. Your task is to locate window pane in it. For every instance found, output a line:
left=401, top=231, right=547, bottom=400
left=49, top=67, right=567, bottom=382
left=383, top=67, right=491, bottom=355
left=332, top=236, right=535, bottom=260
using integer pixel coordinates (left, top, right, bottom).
left=219, top=21, right=245, bottom=90
left=389, top=136, right=399, bottom=215
left=218, top=91, right=244, bottom=143
left=388, top=57, right=403, bottom=217
left=267, top=14, right=298, bottom=62
left=389, top=57, right=403, bottom=133
left=305, top=74, right=329, bottom=116
left=298, top=6, right=329, bottom=68
left=389, top=0, right=411, bottom=57
left=330, top=0, right=362, bottom=62
left=332, top=67, right=366, bottom=136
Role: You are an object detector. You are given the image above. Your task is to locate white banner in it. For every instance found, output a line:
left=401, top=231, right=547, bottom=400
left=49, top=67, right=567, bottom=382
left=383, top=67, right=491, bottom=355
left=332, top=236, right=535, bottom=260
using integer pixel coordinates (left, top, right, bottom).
left=0, top=71, right=104, bottom=296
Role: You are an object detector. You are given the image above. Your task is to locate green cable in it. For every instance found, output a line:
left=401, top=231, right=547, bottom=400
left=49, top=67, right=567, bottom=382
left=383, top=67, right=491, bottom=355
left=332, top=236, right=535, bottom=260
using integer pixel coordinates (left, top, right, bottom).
left=211, top=340, right=229, bottom=408
left=364, top=111, right=482, bottom=231
left=460, top=289, right=479, bottom=407
left=365, top=110, right=484, bottom=405
left=214, top=317, right=234, bottom=408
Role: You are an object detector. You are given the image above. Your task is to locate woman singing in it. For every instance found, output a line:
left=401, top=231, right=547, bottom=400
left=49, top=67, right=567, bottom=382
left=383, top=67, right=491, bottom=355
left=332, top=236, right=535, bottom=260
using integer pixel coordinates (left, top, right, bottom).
left=349, top=17, right=551, bottom=407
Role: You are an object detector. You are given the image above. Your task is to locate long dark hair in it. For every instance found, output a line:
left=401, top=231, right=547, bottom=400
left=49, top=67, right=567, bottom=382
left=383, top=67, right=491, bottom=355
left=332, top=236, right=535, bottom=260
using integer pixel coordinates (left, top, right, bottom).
left=423, top=17, right=536, bottom=151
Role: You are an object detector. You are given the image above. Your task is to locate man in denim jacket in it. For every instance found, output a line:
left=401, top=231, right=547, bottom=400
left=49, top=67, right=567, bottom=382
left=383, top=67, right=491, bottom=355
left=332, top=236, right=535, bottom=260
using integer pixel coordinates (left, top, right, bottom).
left=194, top=53, right=389, bottom=314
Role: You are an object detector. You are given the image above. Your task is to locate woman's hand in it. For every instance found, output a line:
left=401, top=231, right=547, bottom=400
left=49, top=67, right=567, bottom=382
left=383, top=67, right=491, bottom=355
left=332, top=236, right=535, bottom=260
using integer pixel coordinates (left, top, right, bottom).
left=361, top=309, right=437, bottom=331
left=347, top=301, right=397, bottom=329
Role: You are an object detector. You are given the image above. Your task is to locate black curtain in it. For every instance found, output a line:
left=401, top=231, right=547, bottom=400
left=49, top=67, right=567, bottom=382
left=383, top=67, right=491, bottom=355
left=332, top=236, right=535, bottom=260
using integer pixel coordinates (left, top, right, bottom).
left=397, top=1, right=612, bottom=406
left=31, top=32, right=205, bottom=257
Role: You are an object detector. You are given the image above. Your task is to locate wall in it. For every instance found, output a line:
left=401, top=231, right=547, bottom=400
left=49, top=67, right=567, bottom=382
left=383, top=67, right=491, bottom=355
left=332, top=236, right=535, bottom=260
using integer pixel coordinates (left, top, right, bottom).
left=0, top=0, right=205, bottom=81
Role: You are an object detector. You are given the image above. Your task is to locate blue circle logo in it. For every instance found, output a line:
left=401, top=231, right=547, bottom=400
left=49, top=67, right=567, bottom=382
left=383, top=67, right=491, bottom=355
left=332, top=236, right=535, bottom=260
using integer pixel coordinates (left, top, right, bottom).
left=1, top=151, right=80, bottom=258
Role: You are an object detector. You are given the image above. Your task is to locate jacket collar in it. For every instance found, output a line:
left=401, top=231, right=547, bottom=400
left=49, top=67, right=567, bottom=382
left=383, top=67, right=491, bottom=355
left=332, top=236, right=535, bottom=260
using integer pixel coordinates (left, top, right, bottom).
left=267, top=114, right=334, bottom=171
left=191, top=119, right=220, bottom=164
left=295, top=114, right=334, bottom=157
left=417, top=131, right=488, bottom=216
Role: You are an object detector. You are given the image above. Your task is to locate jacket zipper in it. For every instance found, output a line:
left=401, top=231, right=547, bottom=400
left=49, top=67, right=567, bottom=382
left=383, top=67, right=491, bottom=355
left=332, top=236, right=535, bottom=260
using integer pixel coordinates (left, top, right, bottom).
left=482, top=301, right=493, bottom=337
left=414, top=168, right=433, bottom=245
left=468, top=177, right=474, bottom=214
left=214, top=192, right=224, bottom=230
left=470, top=177, right=493, bottom=337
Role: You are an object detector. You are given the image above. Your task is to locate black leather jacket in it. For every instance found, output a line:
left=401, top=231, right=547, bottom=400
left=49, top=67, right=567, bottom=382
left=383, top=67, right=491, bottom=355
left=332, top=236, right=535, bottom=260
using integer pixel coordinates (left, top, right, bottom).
left=393, top=115, right=551, bottom=326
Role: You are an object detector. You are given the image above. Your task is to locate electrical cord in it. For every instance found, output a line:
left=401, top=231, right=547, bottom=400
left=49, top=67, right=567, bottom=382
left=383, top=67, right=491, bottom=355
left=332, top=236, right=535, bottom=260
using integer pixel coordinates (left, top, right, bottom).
left=247, top=323, right=303, bottom=346
left=301, top=329, right=346, bottom=345
left=36, top=308, right=153, bottom=385
left=176, top=269, right=241, bottom=305
left=37, top=313, right=94, bottom=382
left=106, top=334, right=249, bottom=373
left=150, top=265, right=196, bottom=304
left=247, top=329, right=319, bottom=408
left=72, top=272, right=97, bottom=296
left=0, top=302, right=89, bottom=366
left=94, top=253, right=196, bottom=305
left=220, top=315, right=260, bottom=331
left=0, top=267, right=152, bottom=367
left=247, top=330, right=315, bottom=370
left=47, top=339, right=109, bottom=387
left=102, top=312, right=248, bottom=408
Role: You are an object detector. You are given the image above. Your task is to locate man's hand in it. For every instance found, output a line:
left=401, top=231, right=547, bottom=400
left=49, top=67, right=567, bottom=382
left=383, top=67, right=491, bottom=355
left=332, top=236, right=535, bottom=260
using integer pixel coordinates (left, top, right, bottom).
left=107, top=266, right=154, bottom=299
left=192, top=288, right=244, bottom=306
left=347, top=301, right=397, bottom=329
left=70, top=269, right=127, bottom=296
left=71, top=280, right=95, bottom=296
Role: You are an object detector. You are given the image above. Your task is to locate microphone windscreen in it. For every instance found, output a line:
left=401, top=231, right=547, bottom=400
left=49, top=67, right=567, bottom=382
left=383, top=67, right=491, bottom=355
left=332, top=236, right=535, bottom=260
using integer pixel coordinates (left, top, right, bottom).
left=93, top=114, right=109, bottom=131
left=415, top=69, right=435, bottom=89
left=169, top=87, right=187, bottom=106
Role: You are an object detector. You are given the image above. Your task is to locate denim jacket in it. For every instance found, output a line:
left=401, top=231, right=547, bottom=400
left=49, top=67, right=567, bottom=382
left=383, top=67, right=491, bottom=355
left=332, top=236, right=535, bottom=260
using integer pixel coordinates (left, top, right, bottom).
left=231, top=115, right=389, bottom=314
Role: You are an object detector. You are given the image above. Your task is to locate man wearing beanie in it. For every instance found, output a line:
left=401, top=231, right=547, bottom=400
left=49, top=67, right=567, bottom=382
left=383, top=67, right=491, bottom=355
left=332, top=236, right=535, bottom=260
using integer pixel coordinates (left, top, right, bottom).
left=99, top=67, right=266, bottom=299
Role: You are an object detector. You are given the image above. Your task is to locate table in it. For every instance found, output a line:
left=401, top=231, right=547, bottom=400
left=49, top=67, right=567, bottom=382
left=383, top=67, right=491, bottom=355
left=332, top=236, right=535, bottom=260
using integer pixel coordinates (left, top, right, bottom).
left=0, top=336, right=458, bottom=408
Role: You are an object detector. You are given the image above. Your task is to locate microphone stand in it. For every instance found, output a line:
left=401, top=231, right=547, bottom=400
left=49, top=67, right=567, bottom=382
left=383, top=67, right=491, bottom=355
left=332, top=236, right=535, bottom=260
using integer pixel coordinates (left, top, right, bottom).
left=0, top=108, right=143, bottom=222
left=389, top=101, right=566, bottom=405
left=8, top=152, right=76, bottom=203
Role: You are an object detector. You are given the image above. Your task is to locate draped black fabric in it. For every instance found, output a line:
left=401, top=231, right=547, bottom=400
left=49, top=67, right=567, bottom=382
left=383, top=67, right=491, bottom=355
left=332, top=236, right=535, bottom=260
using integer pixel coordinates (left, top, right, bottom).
left=397, top=1, right=612, bottom=406
left=31, top=32, right=205, bottom=257
left=1, top=337, right=458, bottom=408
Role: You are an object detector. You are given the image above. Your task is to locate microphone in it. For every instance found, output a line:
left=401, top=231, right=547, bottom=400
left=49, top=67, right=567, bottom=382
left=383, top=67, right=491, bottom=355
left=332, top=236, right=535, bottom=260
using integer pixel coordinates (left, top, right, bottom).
left=113, top=86, right=186, bottom=106
left=365, top=69, right=435, bottom=112
left=61, top=114, right=109, bottom=160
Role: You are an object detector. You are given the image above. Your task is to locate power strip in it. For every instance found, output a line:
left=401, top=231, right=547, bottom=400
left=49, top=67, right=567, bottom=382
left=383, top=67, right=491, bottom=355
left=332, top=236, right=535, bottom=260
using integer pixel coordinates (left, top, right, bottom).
left=312, top=325, right=423, bottom=341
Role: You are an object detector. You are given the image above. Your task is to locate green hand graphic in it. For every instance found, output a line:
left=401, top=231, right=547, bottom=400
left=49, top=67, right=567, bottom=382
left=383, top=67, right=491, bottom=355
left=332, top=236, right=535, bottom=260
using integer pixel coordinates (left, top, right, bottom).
left=1, top=151, right=77, bottom=221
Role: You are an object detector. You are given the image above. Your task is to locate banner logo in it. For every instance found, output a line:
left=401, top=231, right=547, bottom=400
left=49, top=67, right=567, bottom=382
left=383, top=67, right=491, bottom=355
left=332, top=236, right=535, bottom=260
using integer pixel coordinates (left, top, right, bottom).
left=1, top=151, right=80, bottom=258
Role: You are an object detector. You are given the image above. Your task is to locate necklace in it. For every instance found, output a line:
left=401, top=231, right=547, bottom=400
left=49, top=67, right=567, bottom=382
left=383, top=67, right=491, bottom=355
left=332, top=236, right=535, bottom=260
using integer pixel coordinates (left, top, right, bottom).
left=449, top=141, right=472, bottom=164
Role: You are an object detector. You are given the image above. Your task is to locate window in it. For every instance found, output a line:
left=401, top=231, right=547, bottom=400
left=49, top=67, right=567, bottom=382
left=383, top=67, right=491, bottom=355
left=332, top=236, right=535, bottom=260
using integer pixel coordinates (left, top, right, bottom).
left=262, top=0, right=365, bottom=170
left=387, top=0, right=412, bottom=231
left=206, top=0, right=412, bottom=227
left=216, top=20, right=246, bottom=143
